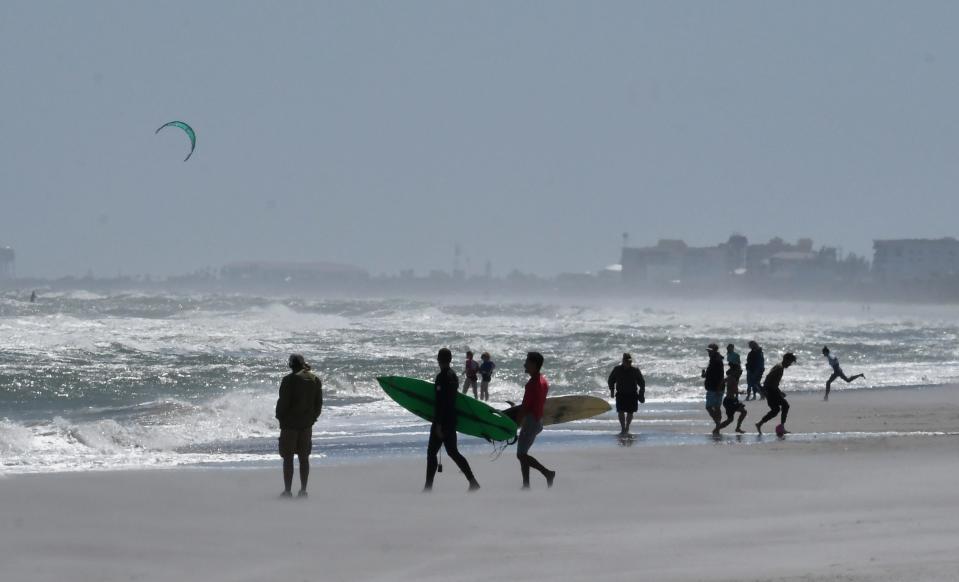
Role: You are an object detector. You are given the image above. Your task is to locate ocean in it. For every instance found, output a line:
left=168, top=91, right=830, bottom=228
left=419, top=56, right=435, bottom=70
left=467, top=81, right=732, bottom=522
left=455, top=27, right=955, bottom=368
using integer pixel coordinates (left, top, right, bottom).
left=2, top=290, right=958, bottom=474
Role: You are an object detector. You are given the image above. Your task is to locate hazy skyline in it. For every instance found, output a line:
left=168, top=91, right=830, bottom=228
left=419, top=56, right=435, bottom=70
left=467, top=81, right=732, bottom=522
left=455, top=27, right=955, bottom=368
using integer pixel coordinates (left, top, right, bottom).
left=2, top=1, right=958, bottom=278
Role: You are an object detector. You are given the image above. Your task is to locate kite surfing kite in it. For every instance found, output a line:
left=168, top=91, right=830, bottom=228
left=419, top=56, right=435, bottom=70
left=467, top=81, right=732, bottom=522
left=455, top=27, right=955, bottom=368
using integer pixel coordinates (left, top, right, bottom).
left=155, top=121, right=196, bottom=161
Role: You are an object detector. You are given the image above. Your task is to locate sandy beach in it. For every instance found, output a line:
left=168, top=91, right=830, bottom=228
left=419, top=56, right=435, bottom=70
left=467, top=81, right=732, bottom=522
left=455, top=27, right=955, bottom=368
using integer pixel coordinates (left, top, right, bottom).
left=2, top=384, right=958, bottom=582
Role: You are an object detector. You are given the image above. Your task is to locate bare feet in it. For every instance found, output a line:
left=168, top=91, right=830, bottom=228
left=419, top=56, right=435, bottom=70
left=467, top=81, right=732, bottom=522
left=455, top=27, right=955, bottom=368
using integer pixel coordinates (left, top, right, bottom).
left=755, top=422, right=763, bottom=435
left=735, top=428, right=746, bottom=434
left=546, top=470, right=556, bottom=488
left=468, top=481, right=481, bottom=492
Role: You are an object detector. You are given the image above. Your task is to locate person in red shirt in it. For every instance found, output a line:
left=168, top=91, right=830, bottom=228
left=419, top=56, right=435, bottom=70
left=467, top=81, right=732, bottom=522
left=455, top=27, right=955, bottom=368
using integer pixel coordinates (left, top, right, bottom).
left=516, top=352, right=556, bottom=489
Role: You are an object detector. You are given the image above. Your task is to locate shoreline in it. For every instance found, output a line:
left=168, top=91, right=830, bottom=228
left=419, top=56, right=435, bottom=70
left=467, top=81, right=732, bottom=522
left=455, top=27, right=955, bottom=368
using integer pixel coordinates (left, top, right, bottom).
left=2, top=384, right=958, bottom=581
left=3, top=382, right=957, bottom=477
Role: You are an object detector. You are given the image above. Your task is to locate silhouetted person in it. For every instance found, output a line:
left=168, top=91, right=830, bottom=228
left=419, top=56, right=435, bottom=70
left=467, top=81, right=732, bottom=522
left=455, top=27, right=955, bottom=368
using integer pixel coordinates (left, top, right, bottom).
left=718, top=367, right=747, bottom=433
left=478, top=352, right=495, bottom=401
left=756, top=352, right=796, bottom=435
left=703, top=344, right=725, bottom=435
left=425, top=348, right=480, bottom=492
left=29, top=290, right=37, bottom=303
left=822, top=346, right=865, bottom=401
left=516, top=351, right=555, bottom=489
left=275, top=354, right=322, bottom=498
left=608, top=352, right=645, bottom=435
left=745, top=341, right=765, bottom=401
left=462, top=350, right=479, bottom=398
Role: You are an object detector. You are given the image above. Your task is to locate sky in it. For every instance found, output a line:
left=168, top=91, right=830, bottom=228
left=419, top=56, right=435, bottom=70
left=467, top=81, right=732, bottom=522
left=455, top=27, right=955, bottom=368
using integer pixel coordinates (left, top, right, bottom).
left=1, top=1, right=958, bottom=278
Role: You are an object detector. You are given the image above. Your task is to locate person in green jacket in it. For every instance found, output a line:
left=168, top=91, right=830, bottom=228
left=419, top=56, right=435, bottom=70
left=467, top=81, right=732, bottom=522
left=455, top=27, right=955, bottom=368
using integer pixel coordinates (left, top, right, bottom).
left=275, top=354, right=323, bottom=498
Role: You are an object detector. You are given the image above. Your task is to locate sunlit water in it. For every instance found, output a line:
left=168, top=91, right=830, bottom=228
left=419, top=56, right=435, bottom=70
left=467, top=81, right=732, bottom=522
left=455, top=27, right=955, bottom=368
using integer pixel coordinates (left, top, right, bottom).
left=2, top=291, right=958, bottom=473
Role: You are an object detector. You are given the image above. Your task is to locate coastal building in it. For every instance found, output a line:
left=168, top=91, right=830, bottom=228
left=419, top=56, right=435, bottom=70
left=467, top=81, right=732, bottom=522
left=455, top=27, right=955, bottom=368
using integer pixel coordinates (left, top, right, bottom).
left=620, top=235, right=747, bottom=283
left=873, top=238, right=959, bottom=282
left=745, top=238, right=814, bottom=277
left=0, top=246, right=14, bottom=279
left=220, top=260, right=368, bottom=287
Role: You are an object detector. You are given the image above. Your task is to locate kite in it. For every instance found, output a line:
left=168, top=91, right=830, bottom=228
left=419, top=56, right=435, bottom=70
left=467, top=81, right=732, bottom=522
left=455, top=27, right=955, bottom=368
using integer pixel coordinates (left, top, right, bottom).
left=155, top=121, right=196, bottom=161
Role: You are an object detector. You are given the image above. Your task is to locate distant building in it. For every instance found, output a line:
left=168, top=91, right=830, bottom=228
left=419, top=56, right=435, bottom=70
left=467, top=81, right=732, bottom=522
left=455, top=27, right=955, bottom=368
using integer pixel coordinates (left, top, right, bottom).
left=767, top=247, right=838, bottom=281
left=221, top=260, right=368, bottom=286
left=0, top=246, right=14, bottom=279
left=621, top=235, right=746, bottom=283
left=873, top=238, right=959, bottom=282
left=745, top=237, right=814, bottom=277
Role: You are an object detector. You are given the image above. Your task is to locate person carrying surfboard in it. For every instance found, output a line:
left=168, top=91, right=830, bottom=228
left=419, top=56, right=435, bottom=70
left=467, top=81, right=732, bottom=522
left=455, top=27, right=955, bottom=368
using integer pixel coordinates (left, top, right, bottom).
left=425, top=348, right=480, bottom=492
left=516, top=352, right=556, bottom=489
left=607, top=352, right=645, bottom=436
left=275, top=354, right=323, bottom=498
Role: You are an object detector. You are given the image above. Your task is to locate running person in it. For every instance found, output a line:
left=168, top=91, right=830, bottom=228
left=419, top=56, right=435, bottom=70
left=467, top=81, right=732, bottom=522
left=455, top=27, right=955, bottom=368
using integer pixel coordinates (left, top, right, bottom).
left=756, top=352, right=796, bottom=435
left=425, top=348, right=480, bottom=492
left=478, top=352, right=495, bottom=402
left=718, top=367, right=747, bottom=433
left=462, top=351, right=480, bottom=398
left=822, top=346, right=865, bottom=401
left=515, top=352, right=556, bottom=489
left=608, top=352, right=646, bottom=435
left=703, top=344, right=725, bottom=435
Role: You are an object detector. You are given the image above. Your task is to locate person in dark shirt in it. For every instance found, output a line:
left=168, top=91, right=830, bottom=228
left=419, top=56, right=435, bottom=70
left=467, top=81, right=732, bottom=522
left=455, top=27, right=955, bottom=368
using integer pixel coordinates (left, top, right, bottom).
left=478, top=352, right=495, bottom=402
left=703, top=344, right=725, bottom=435
left=425, top=348, right=480, bottom=492
left=745, top=341, right=765, bottom=401
left=717, top=367, right=748, bottom=434
left=756, top=352, right=796, bottom=435
left=275, top=354, right=323, bottom=498
left=607, top=352, right=646, bottom=435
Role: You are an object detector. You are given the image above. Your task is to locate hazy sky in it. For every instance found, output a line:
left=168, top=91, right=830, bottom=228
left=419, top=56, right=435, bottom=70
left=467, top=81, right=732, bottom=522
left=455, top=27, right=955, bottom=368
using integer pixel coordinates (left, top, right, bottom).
left=2, top=1, right=957, bottom=278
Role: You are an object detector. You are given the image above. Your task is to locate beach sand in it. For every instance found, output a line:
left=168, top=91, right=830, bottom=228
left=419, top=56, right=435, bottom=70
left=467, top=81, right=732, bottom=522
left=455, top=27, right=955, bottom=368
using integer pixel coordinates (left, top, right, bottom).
left=2, top=385, right=958, bottom=581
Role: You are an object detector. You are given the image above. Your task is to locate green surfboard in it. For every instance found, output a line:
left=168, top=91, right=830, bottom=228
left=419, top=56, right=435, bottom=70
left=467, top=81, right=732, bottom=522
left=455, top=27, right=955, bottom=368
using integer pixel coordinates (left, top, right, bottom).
left=377, top=376, right=517, bottom=442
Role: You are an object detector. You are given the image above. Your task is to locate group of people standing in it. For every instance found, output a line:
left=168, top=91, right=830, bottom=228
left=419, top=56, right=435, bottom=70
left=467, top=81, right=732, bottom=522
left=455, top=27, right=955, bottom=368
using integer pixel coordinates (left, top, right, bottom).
left=461, top=350, right=496, bottom=401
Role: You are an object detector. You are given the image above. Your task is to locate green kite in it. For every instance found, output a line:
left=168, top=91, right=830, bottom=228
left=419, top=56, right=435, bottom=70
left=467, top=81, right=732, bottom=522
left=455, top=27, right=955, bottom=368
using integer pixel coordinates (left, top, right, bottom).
left=155, top=121, right=196, bottom=161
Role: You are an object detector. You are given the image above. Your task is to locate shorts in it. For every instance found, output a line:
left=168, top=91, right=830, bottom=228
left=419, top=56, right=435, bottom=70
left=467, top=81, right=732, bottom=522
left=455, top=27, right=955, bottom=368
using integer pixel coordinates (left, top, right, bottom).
left=616, top=391, right=639, bottom=413
left=278, top=428, right=313, bottom=458
left=705, top=390, right=722, bottom=409
left=516, top=416, right=543, bottom=456
left=463, top=377, right=478, bottom=390
left=766, top=392, right=785, bottom=409
left=723, top=396, right=745, bottom=417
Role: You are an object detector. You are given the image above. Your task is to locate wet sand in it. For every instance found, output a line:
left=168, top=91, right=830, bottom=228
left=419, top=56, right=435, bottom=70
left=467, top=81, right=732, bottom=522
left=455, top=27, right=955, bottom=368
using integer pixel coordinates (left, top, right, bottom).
left=2, top=384, right=958, bottom=581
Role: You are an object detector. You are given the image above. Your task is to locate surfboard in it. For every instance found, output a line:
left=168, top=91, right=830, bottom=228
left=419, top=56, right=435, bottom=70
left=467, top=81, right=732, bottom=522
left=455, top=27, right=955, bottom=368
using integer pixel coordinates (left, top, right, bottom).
left=502, top=395, right=612, bottom=426
left=376, top=376, right=517, bottom=442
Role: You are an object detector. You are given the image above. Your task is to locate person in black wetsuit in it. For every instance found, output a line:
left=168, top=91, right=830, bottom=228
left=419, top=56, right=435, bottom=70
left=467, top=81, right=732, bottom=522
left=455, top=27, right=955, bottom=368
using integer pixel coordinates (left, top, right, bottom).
left=425, top=347, right=480, bottom=492
left=755, top=352, right=796, bottom=435
left=608, top=352, right=646, bottom=435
